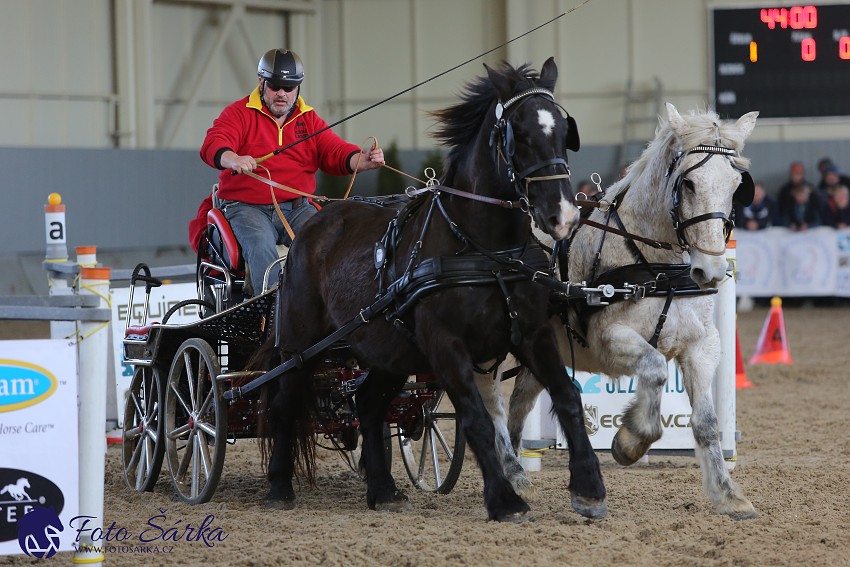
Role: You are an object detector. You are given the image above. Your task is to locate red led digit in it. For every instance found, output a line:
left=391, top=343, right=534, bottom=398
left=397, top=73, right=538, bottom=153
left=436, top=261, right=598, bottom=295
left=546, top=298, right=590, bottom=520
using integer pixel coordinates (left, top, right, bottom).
left=840, top=36, right=850, bottom=60
left=801, top=37, right=816, bottom=61
left=775, top=8, right=789, bottom=28
left=790, top=6, right=804, bottom=28
left=760, top=8, right=775, bottom=29
left=803, top=5, right=818, bottom=28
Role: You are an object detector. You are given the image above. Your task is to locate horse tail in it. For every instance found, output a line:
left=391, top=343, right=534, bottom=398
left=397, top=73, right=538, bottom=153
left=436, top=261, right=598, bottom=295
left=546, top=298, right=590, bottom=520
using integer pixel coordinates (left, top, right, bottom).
left=242, top=337, right=279, bottom=477
left=288, top=367, right=318, bottom=487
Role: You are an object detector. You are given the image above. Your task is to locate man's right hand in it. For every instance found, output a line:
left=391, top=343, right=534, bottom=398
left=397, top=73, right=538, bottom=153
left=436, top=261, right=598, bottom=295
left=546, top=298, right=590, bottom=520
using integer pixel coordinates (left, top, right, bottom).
left=221, top=151, right=257, bottom=174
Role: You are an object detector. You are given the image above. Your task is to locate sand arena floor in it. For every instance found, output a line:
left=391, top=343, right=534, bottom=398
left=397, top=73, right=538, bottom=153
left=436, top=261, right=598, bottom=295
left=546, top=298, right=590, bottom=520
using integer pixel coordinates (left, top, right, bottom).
left=2, top=305, right=849, bottom=566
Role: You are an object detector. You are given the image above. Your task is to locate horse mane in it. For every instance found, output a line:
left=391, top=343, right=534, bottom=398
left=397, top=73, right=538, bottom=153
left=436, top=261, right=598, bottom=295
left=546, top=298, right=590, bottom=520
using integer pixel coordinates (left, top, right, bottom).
left=429, top=62, right=553, bottom=185
left=607, top=107, right=752, bottom=201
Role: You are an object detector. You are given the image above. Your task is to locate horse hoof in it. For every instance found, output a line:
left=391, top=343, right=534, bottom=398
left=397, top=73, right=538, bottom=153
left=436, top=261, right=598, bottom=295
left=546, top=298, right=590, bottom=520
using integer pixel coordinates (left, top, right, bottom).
left=511, top=477, right=537, bottom=502
left=373, top=490, right=411, bottom=513
left=494, top=511, right=530, bottom=524
left=611, top=428, right=650, bottom=466
left=571, top=494, right=608, bottom=519
left=727, top=509, right=758, bottom=521
left=264, top=498, right=296, bottom=510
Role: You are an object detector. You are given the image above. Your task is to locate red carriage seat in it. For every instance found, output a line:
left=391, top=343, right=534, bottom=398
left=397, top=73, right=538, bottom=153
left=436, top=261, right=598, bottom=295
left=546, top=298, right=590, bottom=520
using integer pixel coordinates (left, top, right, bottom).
left=206, top=207, right=244, bottom=276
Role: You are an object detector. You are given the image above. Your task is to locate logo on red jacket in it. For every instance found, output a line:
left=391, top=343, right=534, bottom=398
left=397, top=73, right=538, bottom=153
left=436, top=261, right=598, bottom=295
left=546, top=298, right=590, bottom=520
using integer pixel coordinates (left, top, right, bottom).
left=295, top=121, right=308, bottom=139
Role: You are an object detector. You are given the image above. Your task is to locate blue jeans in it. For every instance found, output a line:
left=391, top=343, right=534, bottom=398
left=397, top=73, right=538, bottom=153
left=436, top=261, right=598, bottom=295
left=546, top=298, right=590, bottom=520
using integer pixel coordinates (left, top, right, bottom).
left=221, top=198, right=317, bottom=295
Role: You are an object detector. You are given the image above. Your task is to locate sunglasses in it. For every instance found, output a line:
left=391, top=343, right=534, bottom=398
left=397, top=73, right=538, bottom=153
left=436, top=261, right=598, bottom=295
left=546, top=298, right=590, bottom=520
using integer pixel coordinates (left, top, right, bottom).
left=266, top=82, right=297, bottom=93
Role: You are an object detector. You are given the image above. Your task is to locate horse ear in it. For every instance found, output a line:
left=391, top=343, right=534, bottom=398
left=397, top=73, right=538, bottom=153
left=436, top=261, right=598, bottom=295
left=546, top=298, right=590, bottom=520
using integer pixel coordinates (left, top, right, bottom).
left=666, top=102, right=688, bottom=135
left=566, top=115, right=580, bottom=152
left=485, top=63, right=513, bottom=100
left=540, top=57, right=558, bottom=85
left=735, top=111, right=759, bottom=140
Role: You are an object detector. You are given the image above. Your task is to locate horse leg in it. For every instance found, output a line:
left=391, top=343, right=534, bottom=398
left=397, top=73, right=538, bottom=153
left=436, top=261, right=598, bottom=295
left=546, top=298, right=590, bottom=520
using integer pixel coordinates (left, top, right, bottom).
left=473, top=365, right=536, bottom=501
left=264, top=372, right=299, bottom=509
left=516, top=326, right=607, bottom=519
left=677, top=341, right=757, bottom=519
left=599, top=325, right=669, bottom=466
left=429, top=343, right=529, bottom=521
left=355, top=370, right=411, bottom=512
left=507, top=367, right=545, bottom=455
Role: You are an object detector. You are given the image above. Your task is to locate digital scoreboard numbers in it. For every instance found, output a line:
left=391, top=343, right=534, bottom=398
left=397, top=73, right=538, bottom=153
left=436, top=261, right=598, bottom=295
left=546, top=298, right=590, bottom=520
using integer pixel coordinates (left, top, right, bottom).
left=712, top=4, right=850, bottom=119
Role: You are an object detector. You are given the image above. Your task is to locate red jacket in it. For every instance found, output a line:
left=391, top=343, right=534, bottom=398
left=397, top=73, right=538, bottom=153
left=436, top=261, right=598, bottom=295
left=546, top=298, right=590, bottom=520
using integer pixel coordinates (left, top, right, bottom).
left=200, top=87, right=359, bottom=204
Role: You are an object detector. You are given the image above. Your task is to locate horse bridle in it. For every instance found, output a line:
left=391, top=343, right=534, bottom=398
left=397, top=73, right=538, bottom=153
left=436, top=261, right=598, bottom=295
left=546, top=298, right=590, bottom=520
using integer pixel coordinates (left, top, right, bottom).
left=489, top=87, right=578, bottom=211
left=666, top=144, right=754, bottom=256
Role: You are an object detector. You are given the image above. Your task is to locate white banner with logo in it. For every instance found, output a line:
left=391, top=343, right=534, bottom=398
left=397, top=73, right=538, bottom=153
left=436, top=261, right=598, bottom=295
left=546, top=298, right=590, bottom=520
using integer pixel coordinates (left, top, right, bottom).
left=528, top=362, right=694, bottom=452
left=110, top=283, right=201, bottom=427
left=572, top=363, right=694, bottom=450
left=0, top=340, right=78, bottom=556
left=736, top=226, right=850, bottom=297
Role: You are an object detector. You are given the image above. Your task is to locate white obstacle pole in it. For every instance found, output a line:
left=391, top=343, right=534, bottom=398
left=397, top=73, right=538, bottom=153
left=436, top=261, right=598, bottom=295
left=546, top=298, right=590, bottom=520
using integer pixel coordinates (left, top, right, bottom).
left=713, top=233, right=738, bottom=470
left=45, top=193, right=76, bottom=342
left=519, top=394, right=544, bottom=472
left=73, top=266, right=111, bottom=565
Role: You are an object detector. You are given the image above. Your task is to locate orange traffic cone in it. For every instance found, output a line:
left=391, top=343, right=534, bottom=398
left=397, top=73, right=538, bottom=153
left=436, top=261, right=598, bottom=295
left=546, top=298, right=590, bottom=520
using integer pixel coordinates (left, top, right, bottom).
left=749, top=296, right=793, bottom=365
left=736, top=326, right=754, bottom=388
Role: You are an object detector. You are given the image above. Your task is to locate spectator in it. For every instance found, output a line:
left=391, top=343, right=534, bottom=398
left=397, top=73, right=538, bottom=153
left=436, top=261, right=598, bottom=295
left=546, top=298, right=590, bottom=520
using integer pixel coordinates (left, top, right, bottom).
left=734, top=181, right=778, bottom=230
left=816, top=157, right=850, bottom=193
left=823, top=185, right=850, bottom=229
left=781, top=182, right=823, bottom=231
left=818, top=164, right=850, bottom=200
left=776, top=161, right=809, bottom=221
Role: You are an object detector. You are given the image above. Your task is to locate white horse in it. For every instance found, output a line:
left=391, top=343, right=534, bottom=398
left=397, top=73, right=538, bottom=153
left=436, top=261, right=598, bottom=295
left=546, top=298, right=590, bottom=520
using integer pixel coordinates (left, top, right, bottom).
left=0, top=477, right=32, bottom=501
left=476, top=103, right=759, bottom=520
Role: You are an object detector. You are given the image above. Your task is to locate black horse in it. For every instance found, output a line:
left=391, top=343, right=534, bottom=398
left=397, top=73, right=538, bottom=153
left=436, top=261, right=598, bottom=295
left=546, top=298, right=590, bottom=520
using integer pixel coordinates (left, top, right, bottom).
left=264, top=58, right=607, bottom=521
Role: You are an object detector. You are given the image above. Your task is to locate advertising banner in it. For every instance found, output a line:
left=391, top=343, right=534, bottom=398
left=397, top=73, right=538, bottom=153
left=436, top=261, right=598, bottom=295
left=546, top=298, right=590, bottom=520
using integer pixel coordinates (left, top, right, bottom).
left=529, top=362, right=694, bottom=452
left=572, top=363, right=694, bottom=451
left=0, top=340, right=78, bottom=556
left=736, top=226, right=850, bottom=297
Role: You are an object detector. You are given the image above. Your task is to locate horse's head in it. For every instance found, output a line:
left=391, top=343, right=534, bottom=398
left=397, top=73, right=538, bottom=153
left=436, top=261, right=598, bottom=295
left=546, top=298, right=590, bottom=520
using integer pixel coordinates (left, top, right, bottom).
left=665, top=103, right=758, bottom=287
left=485, top=57, right=581, bottom=240
left=430, top=58, right=581, bottom=242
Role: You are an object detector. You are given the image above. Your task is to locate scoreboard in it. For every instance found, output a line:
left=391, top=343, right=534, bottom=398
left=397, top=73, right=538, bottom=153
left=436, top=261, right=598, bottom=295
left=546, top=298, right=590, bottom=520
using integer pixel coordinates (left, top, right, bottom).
left=711, top=4, right=850, bottom=119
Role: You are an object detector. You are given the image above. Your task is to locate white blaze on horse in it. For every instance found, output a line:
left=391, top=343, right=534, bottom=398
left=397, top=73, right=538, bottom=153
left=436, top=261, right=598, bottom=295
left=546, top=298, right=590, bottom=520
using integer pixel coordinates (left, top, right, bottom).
left=478, top=103, right=759, bottom=520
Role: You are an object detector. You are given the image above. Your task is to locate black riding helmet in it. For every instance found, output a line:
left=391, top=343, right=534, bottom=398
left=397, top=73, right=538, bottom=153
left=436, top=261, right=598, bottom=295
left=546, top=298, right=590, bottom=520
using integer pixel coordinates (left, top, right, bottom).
left=257, top=48, right=304, bottom=87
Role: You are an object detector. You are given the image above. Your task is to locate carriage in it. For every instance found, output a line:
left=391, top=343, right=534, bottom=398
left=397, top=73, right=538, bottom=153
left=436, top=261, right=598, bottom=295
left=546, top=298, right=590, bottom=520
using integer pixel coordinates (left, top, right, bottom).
left=119, top=224, right=467, bottom=505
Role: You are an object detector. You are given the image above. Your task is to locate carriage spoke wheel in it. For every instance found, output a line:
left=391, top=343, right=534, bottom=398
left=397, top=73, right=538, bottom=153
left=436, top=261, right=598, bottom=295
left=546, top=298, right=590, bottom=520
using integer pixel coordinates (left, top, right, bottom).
left=164, top=338, right=226, bottom=504
left=122, top=366, right=165, bottom=492
left=398, top=390, right=465, bottom=493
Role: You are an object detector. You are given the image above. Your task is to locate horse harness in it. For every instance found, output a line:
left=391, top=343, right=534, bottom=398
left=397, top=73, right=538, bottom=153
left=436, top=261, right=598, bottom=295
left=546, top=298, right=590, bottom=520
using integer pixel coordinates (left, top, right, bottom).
left=561, top=143, right=752, bottom=348
left=225, top=88, right=593, bottom=399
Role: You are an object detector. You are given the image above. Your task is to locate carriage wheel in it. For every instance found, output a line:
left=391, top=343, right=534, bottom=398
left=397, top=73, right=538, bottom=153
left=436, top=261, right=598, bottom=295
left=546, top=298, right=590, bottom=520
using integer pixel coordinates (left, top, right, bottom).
left=122, top=366, right=165, bottom=492
left=398, top=390, right=466, bottom=493
left=164, top=338, right=226, bottom=504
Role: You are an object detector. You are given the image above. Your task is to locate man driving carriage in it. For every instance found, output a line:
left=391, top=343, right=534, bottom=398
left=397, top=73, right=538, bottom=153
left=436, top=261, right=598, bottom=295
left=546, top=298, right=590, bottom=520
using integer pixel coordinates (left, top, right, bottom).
left=198, top=48, right=385, bottom=295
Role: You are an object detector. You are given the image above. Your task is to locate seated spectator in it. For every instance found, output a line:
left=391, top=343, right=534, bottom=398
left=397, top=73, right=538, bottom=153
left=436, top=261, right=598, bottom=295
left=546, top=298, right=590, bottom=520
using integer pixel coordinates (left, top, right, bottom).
left=734, top=181, right=777, bottom=230
left=781, top=182, right=823, bottom=231
left=818, top=164, right=850, bottom=200
left=824, top=185, right=850, bottom=229
left=777, top=161, right=809, bottom=221
left=816, top=157, right=850, bottom=193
